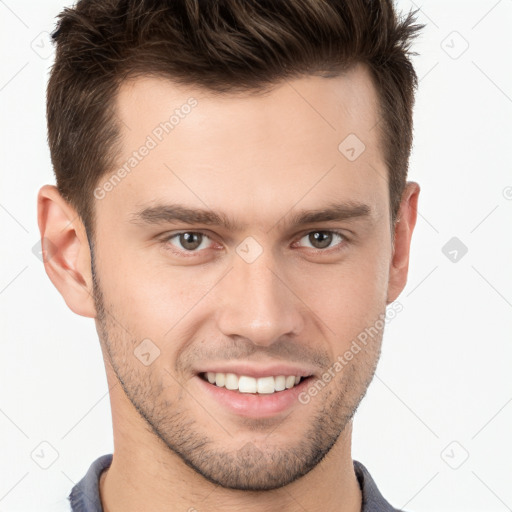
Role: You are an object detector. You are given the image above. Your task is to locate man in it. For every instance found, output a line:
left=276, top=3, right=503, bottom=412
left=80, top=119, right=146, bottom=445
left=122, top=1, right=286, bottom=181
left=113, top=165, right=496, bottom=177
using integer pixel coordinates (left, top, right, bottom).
left=37, top=0, right=423, bottom=510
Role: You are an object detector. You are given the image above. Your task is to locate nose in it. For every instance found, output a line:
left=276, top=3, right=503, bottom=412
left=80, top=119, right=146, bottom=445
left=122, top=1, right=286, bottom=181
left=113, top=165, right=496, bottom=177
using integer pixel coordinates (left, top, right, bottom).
left=215, top=248, right=305, bottom=347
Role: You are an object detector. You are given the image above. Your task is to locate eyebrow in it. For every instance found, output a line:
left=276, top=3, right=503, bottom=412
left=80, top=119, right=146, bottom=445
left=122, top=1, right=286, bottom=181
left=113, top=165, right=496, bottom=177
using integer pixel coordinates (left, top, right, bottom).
left=130, top=201, right=372, bottom=232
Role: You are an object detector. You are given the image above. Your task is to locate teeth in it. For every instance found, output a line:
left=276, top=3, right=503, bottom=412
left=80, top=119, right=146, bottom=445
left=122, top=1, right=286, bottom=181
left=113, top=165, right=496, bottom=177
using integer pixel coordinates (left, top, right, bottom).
left=215, top=372, right=225, bottom=387
left=203, top=372, right=305, bottom=394
left=275, top=375, right=286, bottom=391
left=257, top=376, right=275, bottom=394
left=225, top=372, right=238, bottom=390
left=285, top=376, right=296, bottom=389
left=239, top=375, right=257, bottom=393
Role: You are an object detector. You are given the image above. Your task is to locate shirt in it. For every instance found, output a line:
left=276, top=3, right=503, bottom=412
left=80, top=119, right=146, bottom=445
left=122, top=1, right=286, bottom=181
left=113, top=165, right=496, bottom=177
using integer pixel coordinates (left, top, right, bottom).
left=48, top=454, right=404, bottom=511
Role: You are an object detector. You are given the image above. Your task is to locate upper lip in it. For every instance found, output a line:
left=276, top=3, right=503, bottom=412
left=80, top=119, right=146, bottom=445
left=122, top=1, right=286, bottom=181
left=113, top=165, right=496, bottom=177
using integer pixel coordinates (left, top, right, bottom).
left=195, top=362, right=316, bottom=379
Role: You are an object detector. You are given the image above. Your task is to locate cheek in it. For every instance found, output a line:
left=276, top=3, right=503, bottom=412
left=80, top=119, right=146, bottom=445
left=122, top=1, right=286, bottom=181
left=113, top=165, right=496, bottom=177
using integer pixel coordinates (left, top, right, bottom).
left=97, top=242, right=222, bottom=337
left=294, top=245, right=390, bottom=344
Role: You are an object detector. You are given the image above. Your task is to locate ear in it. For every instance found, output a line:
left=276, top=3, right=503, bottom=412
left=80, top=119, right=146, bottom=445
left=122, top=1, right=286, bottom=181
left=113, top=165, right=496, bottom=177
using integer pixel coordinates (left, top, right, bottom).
left=386, top=181, right=420, bottom=304
left=36, top=185, right=97, bottom=318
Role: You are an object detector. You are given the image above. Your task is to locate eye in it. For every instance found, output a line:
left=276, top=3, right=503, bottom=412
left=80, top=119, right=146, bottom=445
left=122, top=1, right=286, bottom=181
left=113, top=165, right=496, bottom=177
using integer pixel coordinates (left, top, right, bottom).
left=296, top=230, right=346, bottom=250
left=166, top=232, right=213, bottom=252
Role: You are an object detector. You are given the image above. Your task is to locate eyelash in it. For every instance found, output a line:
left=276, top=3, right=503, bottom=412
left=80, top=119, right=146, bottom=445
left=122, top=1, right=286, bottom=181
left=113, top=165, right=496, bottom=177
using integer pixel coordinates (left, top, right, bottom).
left=160, top=230, right=349, bottom=257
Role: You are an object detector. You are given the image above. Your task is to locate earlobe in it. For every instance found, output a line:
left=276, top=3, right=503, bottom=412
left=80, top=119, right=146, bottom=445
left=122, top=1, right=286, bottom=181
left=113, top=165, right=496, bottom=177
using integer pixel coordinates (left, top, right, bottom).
left=386, top=181, right=420, bottom=304
left=37, top=185, right=97, bottom=318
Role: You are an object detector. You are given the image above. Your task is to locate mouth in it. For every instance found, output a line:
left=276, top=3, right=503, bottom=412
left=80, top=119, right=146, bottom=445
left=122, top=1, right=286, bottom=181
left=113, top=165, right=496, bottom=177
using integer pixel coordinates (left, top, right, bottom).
left=193, top=366, right=317, bottom=418
left=197, top=371, right=314, bottom=395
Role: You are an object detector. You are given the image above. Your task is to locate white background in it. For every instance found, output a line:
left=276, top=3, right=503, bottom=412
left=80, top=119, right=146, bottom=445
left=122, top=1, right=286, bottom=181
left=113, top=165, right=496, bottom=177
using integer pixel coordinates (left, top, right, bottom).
left=1, top=1, right=511, bottom=511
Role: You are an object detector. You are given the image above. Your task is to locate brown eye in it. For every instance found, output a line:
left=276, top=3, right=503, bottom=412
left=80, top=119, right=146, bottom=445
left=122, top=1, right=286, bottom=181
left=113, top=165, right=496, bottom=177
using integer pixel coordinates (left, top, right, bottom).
left=298, top=231, right=344, bottom=250
left=309, top=231, right=332, bottom=249
left=180, top=232, right=202, bottom=250
left=168, top=232, right=211, bottom=252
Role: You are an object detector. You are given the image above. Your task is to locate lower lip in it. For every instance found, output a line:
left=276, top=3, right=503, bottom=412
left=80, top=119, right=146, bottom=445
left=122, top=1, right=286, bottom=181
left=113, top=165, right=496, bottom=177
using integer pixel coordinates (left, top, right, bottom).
left=195, top=374, right=313, bottom=418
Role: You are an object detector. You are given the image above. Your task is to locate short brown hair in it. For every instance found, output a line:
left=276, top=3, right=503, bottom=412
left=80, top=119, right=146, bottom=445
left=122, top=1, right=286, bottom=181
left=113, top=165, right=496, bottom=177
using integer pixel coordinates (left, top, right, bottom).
left=47, top=0, right=423, bottom=238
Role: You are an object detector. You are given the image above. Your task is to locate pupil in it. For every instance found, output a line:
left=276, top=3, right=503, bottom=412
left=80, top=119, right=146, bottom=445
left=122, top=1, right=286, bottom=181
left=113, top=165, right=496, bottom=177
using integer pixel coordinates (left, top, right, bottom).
left=181, top=232, right=201, bottom=250
left=310, top=231, right=332, bottom=249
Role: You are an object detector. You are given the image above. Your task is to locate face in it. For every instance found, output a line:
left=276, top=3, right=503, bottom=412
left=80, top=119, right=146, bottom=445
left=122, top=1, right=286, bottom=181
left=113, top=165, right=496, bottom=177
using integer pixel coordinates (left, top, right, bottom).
left=86, top=64, right=406, bottom=490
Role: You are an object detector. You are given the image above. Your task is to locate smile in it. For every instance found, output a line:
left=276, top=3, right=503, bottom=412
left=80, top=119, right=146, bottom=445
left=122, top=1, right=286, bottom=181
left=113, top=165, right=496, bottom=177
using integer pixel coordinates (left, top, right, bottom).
left=199, top=371, right=308, bottom=394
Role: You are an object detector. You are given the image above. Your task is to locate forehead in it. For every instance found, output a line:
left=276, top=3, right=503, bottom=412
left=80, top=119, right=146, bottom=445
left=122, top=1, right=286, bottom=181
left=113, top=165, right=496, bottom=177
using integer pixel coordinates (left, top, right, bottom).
left=115, top=63, right=382, bottom=151
left=98, top=64, right=388, bottom=230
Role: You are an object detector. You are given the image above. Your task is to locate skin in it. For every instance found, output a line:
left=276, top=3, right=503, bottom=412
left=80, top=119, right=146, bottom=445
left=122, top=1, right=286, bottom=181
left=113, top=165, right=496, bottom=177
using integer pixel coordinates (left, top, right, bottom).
left=37, top=62, right=419, bottom=512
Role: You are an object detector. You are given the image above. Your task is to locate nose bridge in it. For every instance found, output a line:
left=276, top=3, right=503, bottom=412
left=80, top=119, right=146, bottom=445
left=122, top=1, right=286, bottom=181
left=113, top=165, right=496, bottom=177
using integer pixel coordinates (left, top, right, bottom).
left=215, top=248, right=303, bottom=345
